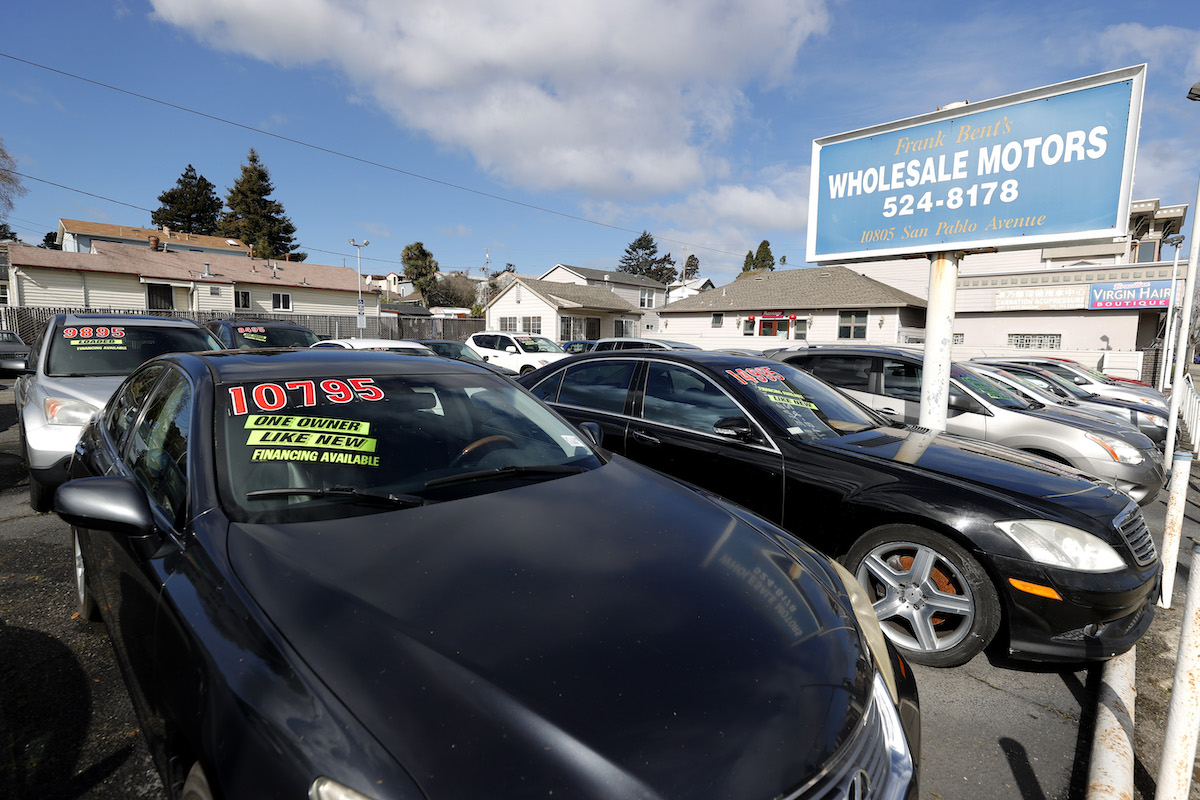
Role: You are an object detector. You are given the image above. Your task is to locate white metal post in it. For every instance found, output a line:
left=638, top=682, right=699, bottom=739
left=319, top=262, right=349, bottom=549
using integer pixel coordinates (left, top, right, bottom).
left=1154, top=538, right=1200, bottom=800
left=1162, top=176, right=1200, bottom=468
left=1159, top=451, right=1192, bottom=609
left=918, top=251, right=961, bottom=432
left=1160, top=236, right=1185, bottom=392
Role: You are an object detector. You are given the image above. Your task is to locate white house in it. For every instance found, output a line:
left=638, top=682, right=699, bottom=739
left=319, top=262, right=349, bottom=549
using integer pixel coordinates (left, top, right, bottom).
left=56, top=218, right=249, bottom=257
left=484, top=275, right=640, bottom=341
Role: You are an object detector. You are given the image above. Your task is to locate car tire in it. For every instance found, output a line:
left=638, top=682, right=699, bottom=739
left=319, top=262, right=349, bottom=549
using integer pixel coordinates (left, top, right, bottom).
left=73, top=529, right=100, bottom=622
left=181, top=762, right=214, bottom=800
left=843, top=525, right=1000, bottom=668
left=520, top=365, right=535, bottom=375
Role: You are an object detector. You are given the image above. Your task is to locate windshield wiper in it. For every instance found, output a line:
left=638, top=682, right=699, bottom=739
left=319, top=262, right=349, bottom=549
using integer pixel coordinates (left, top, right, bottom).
left=424, top=464, right=585, bottom=489
left=245, top=485, right=428, bottom=508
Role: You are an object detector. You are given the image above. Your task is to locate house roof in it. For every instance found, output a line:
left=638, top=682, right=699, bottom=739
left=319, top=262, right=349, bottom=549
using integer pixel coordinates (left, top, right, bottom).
left=58, top=219, right=249, bottom=253
left=501, top=277, right=637, bottom=313
left=543, top=264, right=666, bottom=290
left=10, top=240, right=370, bottom=294
left=660, top=266, right=926, bottom=313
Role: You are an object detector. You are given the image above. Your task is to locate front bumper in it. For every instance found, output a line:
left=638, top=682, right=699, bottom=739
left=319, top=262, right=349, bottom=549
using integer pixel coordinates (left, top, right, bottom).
left=991, top=551, right=1160, bottom=662
left=1078, top=455, right=1164, bottom=506
left=22, top=417, right=88, bottom=474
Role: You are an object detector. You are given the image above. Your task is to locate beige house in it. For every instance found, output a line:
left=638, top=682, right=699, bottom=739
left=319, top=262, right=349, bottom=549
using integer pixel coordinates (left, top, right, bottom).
left=7, top=239, right=378, bottom=318
left=56, top=218, right=250, bottom=257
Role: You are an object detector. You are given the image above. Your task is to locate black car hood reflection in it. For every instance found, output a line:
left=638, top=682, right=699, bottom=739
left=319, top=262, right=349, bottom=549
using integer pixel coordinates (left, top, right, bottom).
left=821, top=425, right=1124, bottom=506
left=228, top=459, right=868, bottom=799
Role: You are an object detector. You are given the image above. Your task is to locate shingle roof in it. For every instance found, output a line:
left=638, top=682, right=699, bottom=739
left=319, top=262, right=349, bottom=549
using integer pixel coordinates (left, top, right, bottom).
left=10, top=241, right=368, bottom=294
left=58, top=219, right=248, bottom=252
left=659, top=266, right=926, bottom=313
left=507, top=277, right=637, bottom=312
left=546, top=264, right=666, bottom=289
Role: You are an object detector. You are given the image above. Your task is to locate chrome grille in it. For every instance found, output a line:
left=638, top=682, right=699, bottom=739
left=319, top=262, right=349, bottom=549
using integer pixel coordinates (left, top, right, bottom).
left=1114, top=502, right=1157, bottom=567
left=785, top=679, right=911, bottom=800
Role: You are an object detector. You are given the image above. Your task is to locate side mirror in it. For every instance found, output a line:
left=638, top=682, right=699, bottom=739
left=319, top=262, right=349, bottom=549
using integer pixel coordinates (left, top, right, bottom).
left=577, top=421, right=603, bottom=447
left=1073, top=376, right=1088, bottom=386
left=947, top=394, right=979, bottom=415
left=713, top=416, right=756, bottom=442
left=55, top=476, right=161, bottom=558
left=505, top=345, right=518, bottom=354
left=0, top=357, right=29, bottom=373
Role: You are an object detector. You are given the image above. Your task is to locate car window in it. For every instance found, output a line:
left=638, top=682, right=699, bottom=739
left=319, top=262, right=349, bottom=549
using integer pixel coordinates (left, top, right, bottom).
left=231, top=325, right=319, bottom=348
left=880, top=358, right=922, bottom=401
left=553, top=360, right=637, bottom=413
left=46, top=323, right=216, bottom=377
left=126, top=368, right=192, bottom=526
left=218, top=373, right=603, bottom=523
left=805, top=355, right=873, bottom=392
left=0, top=332, right=24, bottom=344
left=593, top=341, right=616, bottom=351
left=105, top=364, right=166, bottom=447
left=515, top=336, right=563, bottom=354
left=473, top=335, right=496, bottom=350
left=643, top=363, right=743, bottom=433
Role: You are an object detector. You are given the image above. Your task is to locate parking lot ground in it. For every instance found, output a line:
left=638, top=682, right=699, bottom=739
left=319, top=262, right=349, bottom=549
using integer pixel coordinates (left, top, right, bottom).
left=1, top=380, right=1198, bottom=799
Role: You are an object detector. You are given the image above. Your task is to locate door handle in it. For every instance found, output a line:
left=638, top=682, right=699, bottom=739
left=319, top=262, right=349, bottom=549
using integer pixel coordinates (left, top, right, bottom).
left=879, top=407, right=899, bottom=416
left=631, top=429, right=660, bottom=446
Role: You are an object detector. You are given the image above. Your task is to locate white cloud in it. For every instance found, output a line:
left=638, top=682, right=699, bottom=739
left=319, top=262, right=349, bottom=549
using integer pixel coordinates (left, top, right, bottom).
left=149, top=0, right=830, bottom=196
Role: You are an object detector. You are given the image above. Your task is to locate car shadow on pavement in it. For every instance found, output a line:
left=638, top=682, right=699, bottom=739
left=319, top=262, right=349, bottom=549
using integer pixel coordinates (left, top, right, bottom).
left=0, top=617, right=131, bottom=798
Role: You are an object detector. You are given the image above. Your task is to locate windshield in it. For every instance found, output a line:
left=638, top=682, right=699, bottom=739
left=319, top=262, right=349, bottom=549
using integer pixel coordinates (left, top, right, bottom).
left=0, top=332, right=24, bottom=345
left=218, top=371, right=602, bottom=522
left=731, top=361, right=885, bottom=439
left=232, top=325, right=319, bottom=348
left=515, top=336, right=564, bottom=354
left=46, top=323, right=218, bottom=377
left=426, top=341, right=486, bottom=363
left=956, top=365, right=1030, bottom=409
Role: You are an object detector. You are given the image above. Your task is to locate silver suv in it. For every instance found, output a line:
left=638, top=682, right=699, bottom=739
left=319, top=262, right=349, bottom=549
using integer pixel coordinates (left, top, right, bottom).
left=775, top=346, right=1164, bottom=505
left=14, top=313, right=220, bottom=510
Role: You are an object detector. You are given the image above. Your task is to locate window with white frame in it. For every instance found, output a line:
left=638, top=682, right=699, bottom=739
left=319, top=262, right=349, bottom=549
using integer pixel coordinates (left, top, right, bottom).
left=1008, top=333, right=1061, bottom=349
left=499, top=316, right=518, bottom=332
left=272, top=292, right=292, bottom=311
left=838, top=310, right=867, bottom=340
left=614, top=318, right=634, bottom=337
left=0, top=284, right=8, bottom=305
left=235, top=290, right=251, bottom=310
left=640, top=289, right=655, bottom=309
left=521, top=316, right=542, bottom=334
left=711, top=313, right=724, bottom=328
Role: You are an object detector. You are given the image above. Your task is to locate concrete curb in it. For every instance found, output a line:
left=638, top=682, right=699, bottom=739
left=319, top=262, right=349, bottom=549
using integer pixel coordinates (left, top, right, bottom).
left=1087, top=646, right=1138, bottom=800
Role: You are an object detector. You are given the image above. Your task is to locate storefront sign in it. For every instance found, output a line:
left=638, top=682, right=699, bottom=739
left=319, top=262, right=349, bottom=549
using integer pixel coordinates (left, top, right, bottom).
left=808, top=65, right=1145, bottom=263
left=1089, top=280, right=1174, bottom=309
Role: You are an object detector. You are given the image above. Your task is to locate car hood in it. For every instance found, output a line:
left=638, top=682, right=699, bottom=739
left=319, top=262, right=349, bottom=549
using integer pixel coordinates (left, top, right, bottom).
left=228, top=460, right=871, bottom=799
left=33, top=374, right=126, bottom=410
left=818, top=425, right=1127, bottom=513
left=1012, top=403, right=1156, bottom=448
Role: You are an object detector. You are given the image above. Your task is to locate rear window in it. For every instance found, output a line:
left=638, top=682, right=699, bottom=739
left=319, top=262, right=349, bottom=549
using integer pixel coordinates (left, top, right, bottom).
left=46, top=323, right=217, bottom=377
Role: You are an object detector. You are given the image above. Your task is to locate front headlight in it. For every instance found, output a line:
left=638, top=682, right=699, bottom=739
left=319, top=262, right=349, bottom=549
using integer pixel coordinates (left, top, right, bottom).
left=1140, top=412, right=1168, bottom=429
left=44, top=397, right=99, bottom=426
left=310, top=777, right=379, bottom=800
left=1085, top=431, right=1144, bottom=464
left=995, top=519, right=1125, bottom=572
left=830, top=560, right=897, bottom=701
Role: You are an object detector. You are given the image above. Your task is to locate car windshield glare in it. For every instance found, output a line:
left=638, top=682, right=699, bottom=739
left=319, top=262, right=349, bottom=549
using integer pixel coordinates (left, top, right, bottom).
left=732, top=362, right=883, bottom=438
left=219, top=372, right=601, bottom=522
left=515, top=336, right=563, bottom=353
left=46, top=324, right=216, bottom=376
left=956, top=366, right=1029, bottom=409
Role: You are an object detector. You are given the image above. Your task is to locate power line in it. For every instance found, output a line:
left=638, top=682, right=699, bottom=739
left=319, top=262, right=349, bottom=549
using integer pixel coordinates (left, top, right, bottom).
left=8, top=170, right=153, bottom=214
left=0, top=51, right=747, bottom=261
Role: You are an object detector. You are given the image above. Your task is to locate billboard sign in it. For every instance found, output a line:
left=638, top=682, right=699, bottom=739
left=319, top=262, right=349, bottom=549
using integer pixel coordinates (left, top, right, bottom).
left=1089, top=279, right=1174, bottom=309
left=807, top=65, right=1145, bottom=263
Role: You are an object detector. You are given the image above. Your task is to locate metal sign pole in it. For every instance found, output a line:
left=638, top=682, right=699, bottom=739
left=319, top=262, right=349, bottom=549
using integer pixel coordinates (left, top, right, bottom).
left=918, top=251, right=961, bottom=431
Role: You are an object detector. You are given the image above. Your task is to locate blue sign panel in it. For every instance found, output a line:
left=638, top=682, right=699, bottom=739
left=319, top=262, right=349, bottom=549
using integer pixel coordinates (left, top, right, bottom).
left=1089, top=280, right=1174, bottom=309
left=807, top=66, right=1145, bottom=263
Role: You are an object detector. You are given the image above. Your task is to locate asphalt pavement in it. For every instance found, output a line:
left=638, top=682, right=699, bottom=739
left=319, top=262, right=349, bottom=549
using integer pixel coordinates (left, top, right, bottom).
left=0, top=377, right=1197, bottom=799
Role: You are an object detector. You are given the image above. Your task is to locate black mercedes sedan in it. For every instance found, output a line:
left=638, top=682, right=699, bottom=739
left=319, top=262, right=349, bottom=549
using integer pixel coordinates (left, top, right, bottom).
left=519, top=350, right=1160, bottom=668
left=59, top=349, right=918, bottom=800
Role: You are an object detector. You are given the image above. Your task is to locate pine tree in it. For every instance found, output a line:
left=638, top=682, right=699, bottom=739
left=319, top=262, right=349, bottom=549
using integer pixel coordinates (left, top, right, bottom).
left=151, top=165, right=223, bottom=235
left=754, top=240, right=775, bottom=271
left=619, top=231, right=677, bottom=284
left=682, top=254, right=700, bottom=280
left=402, top=241, right=440, bottom=301
left=742, top=251, right=755, bottom=272
left=219, top=149, right=306, bottom=261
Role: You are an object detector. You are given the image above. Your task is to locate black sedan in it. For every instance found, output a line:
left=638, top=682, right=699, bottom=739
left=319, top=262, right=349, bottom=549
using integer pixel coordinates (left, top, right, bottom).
left=520, top=351, right=1161, bottom=668
left=59, top=349, right=918, bottom=800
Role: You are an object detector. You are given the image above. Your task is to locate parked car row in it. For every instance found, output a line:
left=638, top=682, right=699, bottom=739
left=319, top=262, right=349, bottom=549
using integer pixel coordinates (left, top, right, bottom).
left=2, top=311, right=1170, bottom=799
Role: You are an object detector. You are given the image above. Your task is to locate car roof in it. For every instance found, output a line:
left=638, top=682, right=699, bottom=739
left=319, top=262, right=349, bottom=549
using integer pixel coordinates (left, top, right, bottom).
left=316, top=338, right=431, bottom=348
left=171, top=348, right=486, bottom=383
left=56, top=312, right=205, bottom=328
left=208, top=318, right=314, bottom=329
left=543, top=348, right=777, bottom=370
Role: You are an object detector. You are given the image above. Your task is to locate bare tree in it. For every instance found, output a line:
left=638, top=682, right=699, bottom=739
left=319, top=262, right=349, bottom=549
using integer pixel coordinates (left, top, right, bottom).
left=0, top=137, right=28, bottom=221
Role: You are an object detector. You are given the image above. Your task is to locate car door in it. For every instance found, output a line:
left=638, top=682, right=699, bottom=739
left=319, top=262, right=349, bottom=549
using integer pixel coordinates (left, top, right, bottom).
left=81, top=366, right=196, bottom=755
left=526, top=358, right=636, bottom=447
left=626, top=360, right=786, bottom=523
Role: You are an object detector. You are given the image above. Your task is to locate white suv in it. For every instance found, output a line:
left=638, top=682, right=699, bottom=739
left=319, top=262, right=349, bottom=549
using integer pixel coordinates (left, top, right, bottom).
left=466, top=332, right=566, bottom=375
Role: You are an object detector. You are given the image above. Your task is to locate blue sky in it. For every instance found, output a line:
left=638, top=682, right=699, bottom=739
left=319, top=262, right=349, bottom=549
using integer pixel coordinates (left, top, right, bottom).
left=3, top=1, right=1200, bottom=284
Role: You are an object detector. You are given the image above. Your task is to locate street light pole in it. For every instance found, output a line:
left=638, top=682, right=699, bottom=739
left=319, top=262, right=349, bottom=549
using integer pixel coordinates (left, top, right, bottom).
left=349, top=238, right=369, bottom=332
left=1161, top=233, right=1187, bottom=392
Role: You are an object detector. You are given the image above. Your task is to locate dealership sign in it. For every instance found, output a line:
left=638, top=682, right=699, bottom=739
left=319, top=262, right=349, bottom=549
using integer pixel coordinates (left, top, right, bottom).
left=807, top=65, right=1145, bottom=263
